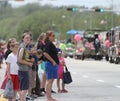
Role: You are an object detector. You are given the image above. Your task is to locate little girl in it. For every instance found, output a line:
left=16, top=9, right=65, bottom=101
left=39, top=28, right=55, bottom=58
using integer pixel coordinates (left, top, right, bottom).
left=57, top=50, right=68, bottom=93
left=6, top=42, right=19, bottom=101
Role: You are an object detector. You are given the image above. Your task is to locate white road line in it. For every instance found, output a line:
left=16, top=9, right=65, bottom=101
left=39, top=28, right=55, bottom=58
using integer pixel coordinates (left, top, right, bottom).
left=114, top=85, right=120, bottom=88
left=81, top=75, right=120, bottom=89
left=96, top=79, right=105, bottom=83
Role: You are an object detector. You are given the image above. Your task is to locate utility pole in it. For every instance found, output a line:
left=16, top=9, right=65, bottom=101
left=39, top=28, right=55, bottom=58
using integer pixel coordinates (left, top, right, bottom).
left=111, top=0, right=114, bottom=28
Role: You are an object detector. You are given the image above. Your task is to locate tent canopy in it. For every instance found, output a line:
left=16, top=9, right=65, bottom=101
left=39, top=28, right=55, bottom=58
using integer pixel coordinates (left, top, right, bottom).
left=66, top=29, right=78, bottom=34
left=66, top=29, right=85, bottom=35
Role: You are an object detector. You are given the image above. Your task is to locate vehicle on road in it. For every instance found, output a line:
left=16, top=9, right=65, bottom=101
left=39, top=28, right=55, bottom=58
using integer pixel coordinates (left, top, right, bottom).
left=64, top=42, right=75, bottom=58
left=108, top=26, right=120, bottom=64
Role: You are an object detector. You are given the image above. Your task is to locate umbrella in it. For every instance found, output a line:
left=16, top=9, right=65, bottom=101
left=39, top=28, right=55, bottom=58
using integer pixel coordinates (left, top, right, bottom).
left=77, top=30, right=85, bottom=35
left=77, top=30, right=85, bottom=37
left=66, top=29, right=78, bottom=34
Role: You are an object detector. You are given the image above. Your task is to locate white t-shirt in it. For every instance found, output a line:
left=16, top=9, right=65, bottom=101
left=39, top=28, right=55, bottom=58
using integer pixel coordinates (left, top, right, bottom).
left=6, top=53, right=19, bottom=75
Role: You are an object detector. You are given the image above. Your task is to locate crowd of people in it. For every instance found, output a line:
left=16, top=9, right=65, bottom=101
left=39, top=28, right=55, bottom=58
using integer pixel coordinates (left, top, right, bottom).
left=0, top=30, right=68, bottom=101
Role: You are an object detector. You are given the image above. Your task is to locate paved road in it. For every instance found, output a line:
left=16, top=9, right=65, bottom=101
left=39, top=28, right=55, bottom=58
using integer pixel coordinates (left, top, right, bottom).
left=0, top=58, right=120, bottom=101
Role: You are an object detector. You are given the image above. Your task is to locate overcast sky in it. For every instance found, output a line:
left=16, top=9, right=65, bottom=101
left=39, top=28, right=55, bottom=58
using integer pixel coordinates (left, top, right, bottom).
left=9, top=0, right=119, bottom=9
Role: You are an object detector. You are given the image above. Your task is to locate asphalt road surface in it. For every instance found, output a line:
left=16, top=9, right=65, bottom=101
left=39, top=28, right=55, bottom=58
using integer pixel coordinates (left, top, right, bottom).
left=0, top=58, right=120, bottom=101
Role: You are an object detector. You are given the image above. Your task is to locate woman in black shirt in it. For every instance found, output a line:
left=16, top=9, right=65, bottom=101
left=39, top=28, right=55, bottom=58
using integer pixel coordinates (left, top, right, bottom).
left=44, top=31, right=59, bottom=101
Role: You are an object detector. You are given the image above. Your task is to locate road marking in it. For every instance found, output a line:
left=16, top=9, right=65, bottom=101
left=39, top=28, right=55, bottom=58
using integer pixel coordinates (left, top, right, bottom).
left=96, top=79, right=105, bottom=83
left=114, top=85, right=120, bottom=88
left=82, top=75, right=89, bottom=78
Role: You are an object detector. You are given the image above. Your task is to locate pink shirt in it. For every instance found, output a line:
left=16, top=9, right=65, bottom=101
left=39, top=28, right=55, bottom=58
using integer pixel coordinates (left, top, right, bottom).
left=104, top=40, right=110, bottom=48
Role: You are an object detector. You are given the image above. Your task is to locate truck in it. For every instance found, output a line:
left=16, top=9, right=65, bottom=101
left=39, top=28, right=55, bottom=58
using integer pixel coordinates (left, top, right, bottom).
left=108, top=26, right=120, bottom=64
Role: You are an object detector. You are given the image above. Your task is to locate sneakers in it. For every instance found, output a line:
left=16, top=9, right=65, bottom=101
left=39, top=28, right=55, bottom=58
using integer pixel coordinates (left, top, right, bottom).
left=36, top=91, right=45, bottom=97
left=30, top=94, right=38, bottom=99
left=16, top=93, right=20, bottom=101
left=51, top=90, right=56, bottom=93
left=26, top=95, right=34, bottom=101
left=16, top=98, right=20, bottom=101
left=40, top=88, right=56, bottom=94
left=40, top=88, right=46, bottom=93
left=40, top=91, right=45, bottom=96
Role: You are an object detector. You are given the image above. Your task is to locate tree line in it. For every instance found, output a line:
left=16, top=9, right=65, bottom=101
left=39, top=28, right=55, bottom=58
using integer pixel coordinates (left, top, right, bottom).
left=0, top=2, right=120, bottom=41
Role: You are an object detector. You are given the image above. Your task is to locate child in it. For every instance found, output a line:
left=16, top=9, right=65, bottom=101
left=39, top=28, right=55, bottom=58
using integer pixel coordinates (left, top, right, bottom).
left=37, top=49, right=46, bottom=96
left=31, top=49, right=45, bottom=97
left=6, top=42, right=20, bottom=101
left=57, top=50, right=68, bottom=93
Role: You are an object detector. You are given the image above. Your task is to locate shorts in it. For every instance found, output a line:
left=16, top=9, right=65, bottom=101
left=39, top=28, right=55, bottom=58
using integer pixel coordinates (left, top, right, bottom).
left=11, top=75, right=19, bottom=90
left=28, top=68, right=36, bottom=88
left=45, top=61, right=58, bottom=80
left=18, top=71, right=29, bottom=90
